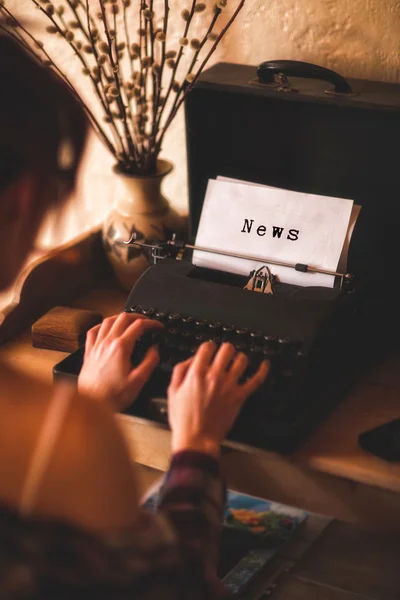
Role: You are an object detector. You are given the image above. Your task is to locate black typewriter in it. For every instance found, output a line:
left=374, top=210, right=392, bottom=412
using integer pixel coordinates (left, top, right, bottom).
left=54, top=59, right=400, bottom=454
left=54, top=239, right=362, bottom=454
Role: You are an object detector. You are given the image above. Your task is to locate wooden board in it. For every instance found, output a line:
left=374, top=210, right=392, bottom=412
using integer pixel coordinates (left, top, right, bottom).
left=31, top=306, right=103, bottom=352
left=291, top=520, right=400, bottom=600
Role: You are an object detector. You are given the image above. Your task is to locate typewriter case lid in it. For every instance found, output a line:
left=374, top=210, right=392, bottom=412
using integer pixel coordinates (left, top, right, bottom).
left=184, top=61, right=400, bottom=307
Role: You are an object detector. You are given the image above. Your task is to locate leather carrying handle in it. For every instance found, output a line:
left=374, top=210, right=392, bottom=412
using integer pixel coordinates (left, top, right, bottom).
left=257, top=60, right=353, bottom=94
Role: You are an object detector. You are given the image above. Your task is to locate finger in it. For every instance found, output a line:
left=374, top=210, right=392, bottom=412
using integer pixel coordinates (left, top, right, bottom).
left=228, top=352, right=249, bottom=381
left=211, top=343, right=236, bottom=373
left=240, top=360, right=270, bottom=398
left=191, top=341, right=217, bottom=372
left=120, top=317, right=164, bottom=348
left=85, top=323, right=101, bottom=353
left=128, top=346, right=160, bottom=393
left=169, top=358, right=193, bottom=390
left=109, top=311, right=147, bottom=337
left=96, top=316, right=118, bottom=341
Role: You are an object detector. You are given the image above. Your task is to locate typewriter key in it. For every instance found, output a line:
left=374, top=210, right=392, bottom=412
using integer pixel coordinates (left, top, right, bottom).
left=167, top=327, right=180, bottom=336
left=208, top=322, right=222, bottom=331
left=182, top=316, right=195, bottom=325
left=249, top=345, right=263, bottom=366
left=278, top=337, right=291, bottom=345
left=128, top=304, right=143, bottom=313
left=155, top=311, right=168, bottom=321
left=250, top=330, right=263, bottom=341
left=222, top=325, right=235, bottom=334
left=142, top=308, right=155, bottom=317
left=195, top=320, right=207, bottom=329
left=195, top=334, right=208, bottom=343
left=236, top=328, right=248, bottom=336
left=168, top=313, right=181, bottom=323
left=264, top=335, right=277, bottom=344
left=235, top=342, right=248, bottom=352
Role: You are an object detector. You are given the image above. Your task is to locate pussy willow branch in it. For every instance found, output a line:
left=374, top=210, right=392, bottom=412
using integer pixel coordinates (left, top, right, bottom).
left=56, top=3, right=126, bottom=159
left=83, top=0, right=127, bottom=160
left=122, top=0, right=136, bottom=106
left=158, top=7, right=221, bottom=151
left=131, top=1, right=143, bottom=156
left=29, top=0, right=122, bottom=160
left=148, top=0, right=157, bottom=139
left=136, top=0, right=144, bottom=136
left=94, top=7, right=129, bottom=163
left=148, top=0, right=169, bottom=157
left=65, top=0, right=91, bottom=43
left=99, top=1, right=135, bottom=163
left=188, top=9, right=220, bottom=80
left=141, top=1, right=150, bottom=142
left=122, top=3, right=143, bottom=156
left=2, top=1, right=246, bottom=174
left=111, top=8, right=137, bottom=162
left=154, top=0, right=197, bottom=137
left=144, top=7, right=154, bottom=150
left=97, top=3, right=130, bottom=160
left=187, top=0, right=247, bottom=95
left=156, top=0, right=246, bottom=153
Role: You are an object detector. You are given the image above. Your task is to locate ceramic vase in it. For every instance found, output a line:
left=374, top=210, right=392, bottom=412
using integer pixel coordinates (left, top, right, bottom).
left=102, top=159, right=187, bottom=291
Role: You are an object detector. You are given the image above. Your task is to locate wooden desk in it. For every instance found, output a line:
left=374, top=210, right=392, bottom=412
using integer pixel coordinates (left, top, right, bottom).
left=1, top=230, right=400, bottom=531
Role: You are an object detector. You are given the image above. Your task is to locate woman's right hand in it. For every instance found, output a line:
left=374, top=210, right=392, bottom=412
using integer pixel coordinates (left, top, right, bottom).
left=167, top=342, right=270, bottom=457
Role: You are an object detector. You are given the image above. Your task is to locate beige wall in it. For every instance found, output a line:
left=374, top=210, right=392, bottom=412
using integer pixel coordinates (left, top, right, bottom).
left=7, top=0, right=400, bottom=247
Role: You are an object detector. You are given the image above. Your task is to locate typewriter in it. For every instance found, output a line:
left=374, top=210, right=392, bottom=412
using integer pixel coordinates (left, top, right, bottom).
left=54, top=59, right=400, bottom=454
left=54, top=236, right=362, bottom=454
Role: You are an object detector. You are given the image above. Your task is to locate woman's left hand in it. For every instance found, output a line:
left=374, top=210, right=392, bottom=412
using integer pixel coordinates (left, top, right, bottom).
left=78, top=312, right=163, bottom=412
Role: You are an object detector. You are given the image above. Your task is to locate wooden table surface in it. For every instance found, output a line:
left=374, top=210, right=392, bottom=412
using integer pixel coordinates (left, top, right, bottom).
left=1, top=233, right=400, bottom=530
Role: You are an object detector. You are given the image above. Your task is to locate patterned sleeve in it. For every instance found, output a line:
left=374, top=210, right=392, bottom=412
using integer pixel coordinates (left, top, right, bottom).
left=157, top=450, right=227, bottom=593
left=0, top=451, right=228, bottom=599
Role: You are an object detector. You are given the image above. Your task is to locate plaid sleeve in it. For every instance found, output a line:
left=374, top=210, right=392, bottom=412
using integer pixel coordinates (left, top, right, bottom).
left=158, top=450, right=227, bottom=581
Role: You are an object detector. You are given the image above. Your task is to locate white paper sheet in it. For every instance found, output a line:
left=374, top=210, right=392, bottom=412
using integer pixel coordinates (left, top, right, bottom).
left=217, top=176, right=361, bottom=276
left=193, top=178, right=354, bottom=288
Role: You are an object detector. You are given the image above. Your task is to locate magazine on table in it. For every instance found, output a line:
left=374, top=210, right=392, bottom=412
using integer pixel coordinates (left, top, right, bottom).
left=142, top=478, right=308, bottom=596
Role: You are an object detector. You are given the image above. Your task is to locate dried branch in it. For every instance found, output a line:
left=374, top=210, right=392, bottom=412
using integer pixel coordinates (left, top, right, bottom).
left=157, top=5, right=221, bottom=151
left=1, top=0, right=246, bottom=175
left=153, top=0, right=198, bottom=138
left=156, top=0, right=246, bottom=153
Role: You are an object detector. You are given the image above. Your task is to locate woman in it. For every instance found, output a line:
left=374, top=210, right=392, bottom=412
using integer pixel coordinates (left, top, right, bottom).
left=0, top=36, right=269, bottom=597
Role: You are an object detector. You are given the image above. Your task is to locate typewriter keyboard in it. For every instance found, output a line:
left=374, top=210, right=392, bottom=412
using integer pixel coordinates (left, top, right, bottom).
left=128, top=304, right=307, bottom=377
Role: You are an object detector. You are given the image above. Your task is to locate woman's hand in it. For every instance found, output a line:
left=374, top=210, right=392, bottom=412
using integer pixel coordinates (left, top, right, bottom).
left=168, top=342, right=270, bottom=457
left=78, top=313, right=163, bottom=412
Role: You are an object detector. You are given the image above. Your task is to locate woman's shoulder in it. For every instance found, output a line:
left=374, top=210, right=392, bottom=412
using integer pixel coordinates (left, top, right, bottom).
left=0, top=365, right=139, bottom=535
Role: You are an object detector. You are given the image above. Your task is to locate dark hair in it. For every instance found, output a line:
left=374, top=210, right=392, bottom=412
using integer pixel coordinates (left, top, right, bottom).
left=0, top=34, right=87, bottom=196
